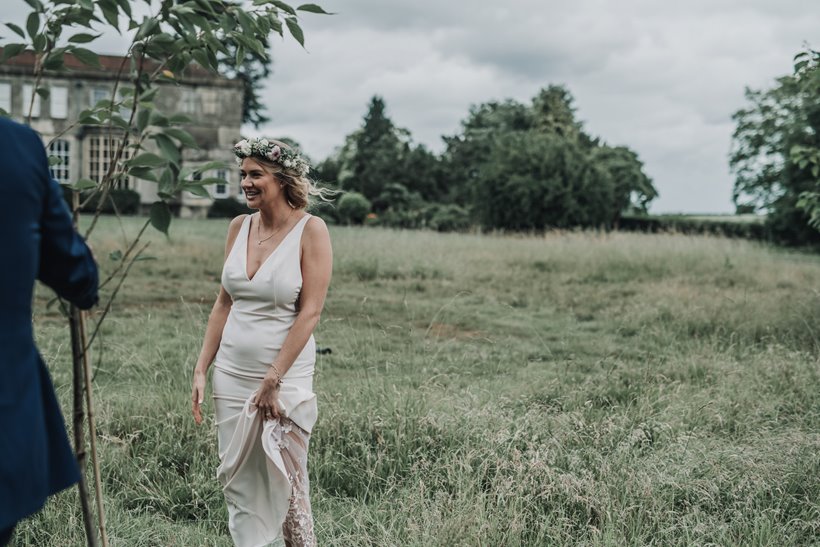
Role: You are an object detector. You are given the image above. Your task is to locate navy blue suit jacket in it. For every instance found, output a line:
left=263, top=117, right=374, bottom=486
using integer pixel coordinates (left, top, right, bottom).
left=0, top=117, right=98, bottom=530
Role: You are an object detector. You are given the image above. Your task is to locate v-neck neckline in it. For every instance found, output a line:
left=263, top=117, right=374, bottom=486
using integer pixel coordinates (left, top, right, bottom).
left=244, top=212, right=308, bottom=282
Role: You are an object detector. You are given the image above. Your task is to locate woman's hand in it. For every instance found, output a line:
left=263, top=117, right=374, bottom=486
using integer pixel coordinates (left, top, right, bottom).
left=191, top=369, right=207, bottom=425
left=254, top=376, right=282, bottom=421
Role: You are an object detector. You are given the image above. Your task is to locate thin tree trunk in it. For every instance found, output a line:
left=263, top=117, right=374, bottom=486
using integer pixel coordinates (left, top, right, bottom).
left=70, top=305, right=98, bottom=547
left=69, top=190, right=99, bottom=547
left=79, top=311, right=109, bottom=547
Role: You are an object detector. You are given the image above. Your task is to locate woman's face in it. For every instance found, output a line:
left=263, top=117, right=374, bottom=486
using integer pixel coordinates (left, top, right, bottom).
left=239, top=157, right=282, bottom=209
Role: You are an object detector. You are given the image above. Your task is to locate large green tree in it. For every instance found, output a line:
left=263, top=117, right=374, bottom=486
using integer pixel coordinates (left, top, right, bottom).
left=218, top=43, right=272, bottom=127
left=443, top=85, right=655, bottom=230
left=336, top=96, right=445, bottom=210
left=731, top=48, right=820, bottom=245
left=344, top=96, right=408, bottom=200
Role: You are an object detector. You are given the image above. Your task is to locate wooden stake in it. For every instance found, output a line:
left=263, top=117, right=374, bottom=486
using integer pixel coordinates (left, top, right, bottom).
left=79, top=311, right=109, bottom=547
left=69, top=305, right=98, bottom=547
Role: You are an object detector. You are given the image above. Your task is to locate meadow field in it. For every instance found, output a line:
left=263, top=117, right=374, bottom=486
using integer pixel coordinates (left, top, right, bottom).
left=16, top=217, right=820, bottom=546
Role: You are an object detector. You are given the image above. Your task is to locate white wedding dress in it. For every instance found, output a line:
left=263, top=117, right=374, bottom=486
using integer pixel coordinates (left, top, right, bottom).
left=212, top=213, right=317, bottom=547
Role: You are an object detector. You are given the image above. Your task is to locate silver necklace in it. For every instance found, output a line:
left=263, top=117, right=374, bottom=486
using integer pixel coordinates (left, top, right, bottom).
left=256, top=209, right=294, bottom=245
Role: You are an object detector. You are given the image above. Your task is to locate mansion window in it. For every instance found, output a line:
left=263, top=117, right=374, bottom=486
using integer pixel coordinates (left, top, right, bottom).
left=51, top=86, right=68, bottom=119
left=22, top=84, right=40, bottom=118
left=90, top=87, right=108, bottom=107
left=180, top=89, right=198, bottom=114
left=49, top=139, right=71, bottom=184
left=213, top=169, right=229, bottom=198
left=87, top=136, right=131, bottom=189
left=0, top=83, right=10, bottom=113
left=201, top=89, right=219, bottom=115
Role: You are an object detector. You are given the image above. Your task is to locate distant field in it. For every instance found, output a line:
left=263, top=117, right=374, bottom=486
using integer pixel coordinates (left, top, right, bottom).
left=17, top=217, right=820, bottom=546
left=656, top=213, right=766, bottom=224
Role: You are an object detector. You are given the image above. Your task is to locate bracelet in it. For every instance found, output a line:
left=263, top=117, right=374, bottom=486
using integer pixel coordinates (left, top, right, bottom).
left=267, top=367, right=283, bottom=385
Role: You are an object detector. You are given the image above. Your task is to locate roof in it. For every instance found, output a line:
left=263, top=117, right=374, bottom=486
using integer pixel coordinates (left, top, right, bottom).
left=0, top=47, right=242, bottom=87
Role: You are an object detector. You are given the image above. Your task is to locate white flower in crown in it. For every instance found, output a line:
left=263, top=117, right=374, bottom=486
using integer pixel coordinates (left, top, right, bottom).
left=267, top=145, right=282, bottom=161
left=283, top=159, right=293, bottom=168
left=235, top=139, right=252, bottom=156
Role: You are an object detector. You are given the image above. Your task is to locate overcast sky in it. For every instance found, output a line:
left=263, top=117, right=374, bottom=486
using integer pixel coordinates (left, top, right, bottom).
left=6, top=1, right=819, bottom=212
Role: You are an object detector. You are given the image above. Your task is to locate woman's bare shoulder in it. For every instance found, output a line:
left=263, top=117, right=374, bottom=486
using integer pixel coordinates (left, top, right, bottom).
left=304, top=214, right=329, bottom=239
left=224, top=214, right=250, bottom=256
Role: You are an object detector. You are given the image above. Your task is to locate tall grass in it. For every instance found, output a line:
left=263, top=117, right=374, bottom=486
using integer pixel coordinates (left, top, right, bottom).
left=16, top=219, right=820, bottom=546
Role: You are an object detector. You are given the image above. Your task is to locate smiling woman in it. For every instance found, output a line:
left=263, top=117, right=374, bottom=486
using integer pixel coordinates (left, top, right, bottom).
left=190, top=138, right=333, bottom=546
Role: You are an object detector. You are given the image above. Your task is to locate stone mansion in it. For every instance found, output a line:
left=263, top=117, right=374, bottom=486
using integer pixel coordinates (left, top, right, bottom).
left=0, top=48, right=245, bottom=217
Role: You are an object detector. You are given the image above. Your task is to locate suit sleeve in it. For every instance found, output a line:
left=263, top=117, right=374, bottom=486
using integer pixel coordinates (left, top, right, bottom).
left=37, top=162, right=99, bottom=310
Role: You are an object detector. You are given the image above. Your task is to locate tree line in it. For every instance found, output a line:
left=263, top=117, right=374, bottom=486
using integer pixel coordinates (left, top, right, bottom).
left=731, top=47, right=820, bottom=246
left=309, top=86, right=657, bottom=232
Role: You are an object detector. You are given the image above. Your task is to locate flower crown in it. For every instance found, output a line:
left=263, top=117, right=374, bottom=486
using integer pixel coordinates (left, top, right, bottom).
left=233, top=138, right=310, bottom=176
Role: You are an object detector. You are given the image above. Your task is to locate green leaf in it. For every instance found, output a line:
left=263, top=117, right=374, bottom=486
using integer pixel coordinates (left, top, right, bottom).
left=149, top=201, right=172, bottom=235
left=134, top=17, right=159, bottom=41
left=32, top=33, right=46, bottom=53
left=42, top=52, right=65, bottom=70
left=191, top=48, right=213, bottom=71
left=26, top=12, right=40, bottom=39
left=297, top=3, right=333, bottom=14
left=152, top=133, right=181, bottom=166
left=23, top=0, right=44, bottom=10
left=35, top=87, right=49, bottom=100
left=127, top=166, right=158, bottom=182
left=149, top=111, right=169, bottom=127
left=235, top=8, right=254, bottom=34
left=5, top=23, right=26, bottom=39
left=78, top=109, right=99, bottom=124
left=100, top=0, right=120, bottom=31
left=71, top=47, right=101, bottom=68
left=270, top=15, right=283, bottom=36
left=48, top=155, right=62, bottom=166
left=163, top=127, right=198, bottom=148
left=198, top=177, right=229, bottom=185
left=193, top=160, right=227, bottom=174
left=140, top=87, right=159, bottom=102
left=109, top=115, right=130, bottom=130
left=68, top=33, right=100, bottom=44
left=272, top=1, right=297, bottom=16
left=129, top=153, right=167, bottom=168
left=1, top=44, right=26, bottom=62
left=285, top=17, right=304, bottom=47
left=78, top=0, right=93, bottom=10
left=167, top=113, right=192, bottom=124
left=72, top=178, right=97, bottom=190
left=185, top=184, right=211, bottom=198
left=114, top=0, right=132, bottom=19
left=109, top=250, right=122, bottom=261
left=136, top=108, right=150, bottom=132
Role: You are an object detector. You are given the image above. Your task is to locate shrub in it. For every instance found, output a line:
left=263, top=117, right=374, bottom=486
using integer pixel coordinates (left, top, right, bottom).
left=207, top=198, right=253, bottom=218
left=337, top=192, right=371, bottom=225
left=425, top=204, right=471, bottom=232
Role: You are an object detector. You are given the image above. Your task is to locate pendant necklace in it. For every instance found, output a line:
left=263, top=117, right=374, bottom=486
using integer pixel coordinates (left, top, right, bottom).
left=256, top=208, right=294, bottom=246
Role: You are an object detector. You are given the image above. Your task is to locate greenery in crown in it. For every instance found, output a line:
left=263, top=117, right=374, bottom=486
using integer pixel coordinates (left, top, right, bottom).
left=234, top=138, right=310, bottom=176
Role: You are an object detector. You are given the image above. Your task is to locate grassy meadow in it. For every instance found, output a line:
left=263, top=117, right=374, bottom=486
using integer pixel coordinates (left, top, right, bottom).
left=15, top=216, right=820, bottom=546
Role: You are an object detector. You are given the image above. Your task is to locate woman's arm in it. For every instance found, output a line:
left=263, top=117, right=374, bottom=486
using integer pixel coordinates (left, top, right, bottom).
left=255, top=216, right=332, bottom=420
left=192, top=214, right=247, bottom=425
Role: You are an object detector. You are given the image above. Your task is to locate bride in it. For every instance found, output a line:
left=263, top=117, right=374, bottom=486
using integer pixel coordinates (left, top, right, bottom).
left=191, top=138, right=332, bottom=546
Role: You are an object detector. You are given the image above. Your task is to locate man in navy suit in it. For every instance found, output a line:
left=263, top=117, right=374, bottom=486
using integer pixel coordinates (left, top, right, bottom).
left=0, top=117, right=98, bottom=544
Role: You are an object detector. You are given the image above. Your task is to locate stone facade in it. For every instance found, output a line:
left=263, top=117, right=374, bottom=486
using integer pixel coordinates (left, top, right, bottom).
left=0, top=49, right=245, bottom=217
